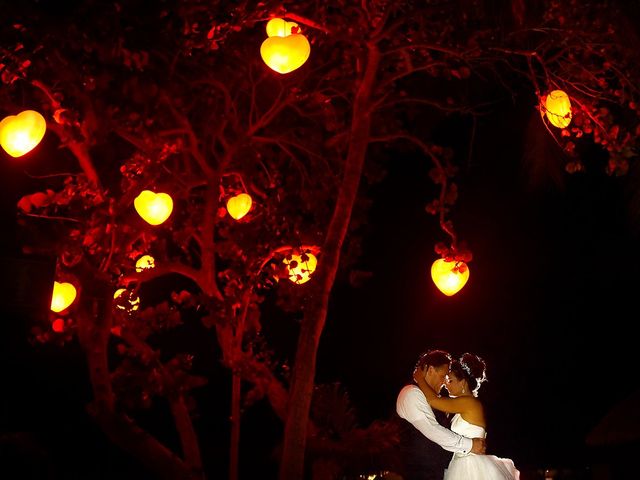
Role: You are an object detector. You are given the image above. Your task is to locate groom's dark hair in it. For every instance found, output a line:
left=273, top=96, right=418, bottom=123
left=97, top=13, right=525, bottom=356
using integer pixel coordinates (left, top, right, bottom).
left=415, top=349, right=452, bottom=371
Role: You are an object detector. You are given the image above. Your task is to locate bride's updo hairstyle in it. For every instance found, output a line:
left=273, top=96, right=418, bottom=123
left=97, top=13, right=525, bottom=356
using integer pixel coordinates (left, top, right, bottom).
left=452, top=353, right=487, bottom=396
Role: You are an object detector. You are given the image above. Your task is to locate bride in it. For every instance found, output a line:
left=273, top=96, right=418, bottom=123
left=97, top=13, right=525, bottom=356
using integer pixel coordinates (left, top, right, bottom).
left=413, top=353, right=520, bottom=480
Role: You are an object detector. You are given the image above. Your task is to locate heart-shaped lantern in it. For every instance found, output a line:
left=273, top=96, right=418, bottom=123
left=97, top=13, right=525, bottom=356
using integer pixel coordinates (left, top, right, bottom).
left=431, top=258, right=470, bottom=296
left=266, top=18, right=300, bottom=37
left=260, top=34, right=310, bottom=74
left=134, top=190, right=173, bottom=225
left=226, top=193, right=253, bottom=220
left=543, top=90, right=572, bottom=128
left=0, top=110, right=47, bottom=157
left=51, top=281, right=77, bottom=312
left=284, top=252, right=318, bottom=284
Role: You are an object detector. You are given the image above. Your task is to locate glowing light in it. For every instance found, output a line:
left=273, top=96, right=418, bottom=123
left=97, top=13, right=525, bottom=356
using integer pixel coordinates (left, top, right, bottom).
left=266, top=18, right=300, bottom=37
left=544, top=90, right=572, bottom=128
left=134, top=190, right=173, bottom=225
left=135, top=255, right=155, bottom=272
left=284, top=252, right=317, bottom=284
left=0, top=110, right=47, bottom=157
left=226, top=193, right=253, bottom=220
left=50, top=281, right=77, bottom=312
left=52, top=318, right=65, bottom=333
left=430, top=259, right=469, bottom=296
left=114, top=288, right=140, bottom=311
left=260, top=34, right=310, bottom=74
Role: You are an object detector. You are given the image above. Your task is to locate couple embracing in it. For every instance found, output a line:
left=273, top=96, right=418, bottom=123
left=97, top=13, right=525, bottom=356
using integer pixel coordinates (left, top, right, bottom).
left=395, top=349, right=520, bottom=480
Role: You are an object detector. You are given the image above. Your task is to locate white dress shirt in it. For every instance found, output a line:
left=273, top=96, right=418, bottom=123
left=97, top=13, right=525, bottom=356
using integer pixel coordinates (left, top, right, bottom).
left=396, top=384, right=472, bottom=453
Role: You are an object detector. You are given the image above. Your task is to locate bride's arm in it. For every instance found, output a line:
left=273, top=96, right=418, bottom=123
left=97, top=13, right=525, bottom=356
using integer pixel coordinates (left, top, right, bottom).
left=413, top=366, right=471, bottom=414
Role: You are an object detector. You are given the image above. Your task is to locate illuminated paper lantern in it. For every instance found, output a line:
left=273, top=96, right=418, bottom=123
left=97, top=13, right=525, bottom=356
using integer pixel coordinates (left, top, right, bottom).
left=544, top=90, right=572, bottom=128
left=134, top=190, right=173, bottom=225
left=0, top=110, right=46, bottom=157
left=51, top=281, right=77, bottom=312
left=266, top=18, right=300, bottom=37
left=260, top=34, right=310, bottom=74
left=135, top=255, right=155, bottom=272
left=284, top=252, right=317, bottom=284
left=114, top=288, right=140, bottom=311
left=226, top=193, right=253, bottom=220
left=431, top=259, right=469, bottom=296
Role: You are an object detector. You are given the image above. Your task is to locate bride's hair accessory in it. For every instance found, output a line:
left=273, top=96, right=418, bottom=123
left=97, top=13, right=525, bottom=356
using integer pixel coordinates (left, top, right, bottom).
left=459, top=353, right=487, bottom=397
left=461, top=361, right=474, bottom=379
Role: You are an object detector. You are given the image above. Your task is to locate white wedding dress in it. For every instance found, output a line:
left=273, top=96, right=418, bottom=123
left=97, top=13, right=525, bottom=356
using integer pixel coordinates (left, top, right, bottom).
left=444, top=414, right=520, bottom=480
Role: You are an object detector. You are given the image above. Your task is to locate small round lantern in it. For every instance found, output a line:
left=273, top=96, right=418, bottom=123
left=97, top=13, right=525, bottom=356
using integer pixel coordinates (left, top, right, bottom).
left=135, top=255, right=155, bottom=272
left=544, top=90, right=572, bottom=128
left=284, top=252, right=317, bottom=284
left=114, top=288, right=140, bottom=311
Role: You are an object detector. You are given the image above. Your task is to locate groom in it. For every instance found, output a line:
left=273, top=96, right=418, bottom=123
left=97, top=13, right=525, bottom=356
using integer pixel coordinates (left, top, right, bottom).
left=395, top=349, right=486, bottom=479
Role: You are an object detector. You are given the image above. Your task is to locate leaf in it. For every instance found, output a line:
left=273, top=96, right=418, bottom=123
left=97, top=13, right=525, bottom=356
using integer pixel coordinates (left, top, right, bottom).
left=17, top=191, right=51, bottom=213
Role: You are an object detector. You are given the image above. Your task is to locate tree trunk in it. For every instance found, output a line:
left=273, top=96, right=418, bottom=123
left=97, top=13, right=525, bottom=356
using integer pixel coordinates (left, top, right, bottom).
left=278, top=42, right=381, bottom=480
left=229, top=371, right=241, bottom=480
left=169, top=395, right=205, bottom=479
left=77, top=289, right=200, bottom=480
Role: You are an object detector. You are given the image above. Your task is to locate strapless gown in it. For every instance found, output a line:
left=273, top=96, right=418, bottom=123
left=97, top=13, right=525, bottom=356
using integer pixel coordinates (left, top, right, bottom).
left=444, top=414, right=520, bottom=480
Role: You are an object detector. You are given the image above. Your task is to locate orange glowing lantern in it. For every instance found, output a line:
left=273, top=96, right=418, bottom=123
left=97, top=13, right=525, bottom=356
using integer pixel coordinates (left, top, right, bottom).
left=0, top=110, right=46, bottom=157
left=114, top=288, right=140, bottom=311
left=135, top=255, right=155, bottom=272
left=284, top=252, right=317, bottom=284
left=543, top=90, right=572, bottom=128
left=260, top=33, right=310, bottom=74
left=430, top=259, right=469, bottom=296
left=51, top=281, right=77, bottom=312
left=266, top=18, right=300, bottom=37
left=226, top=193, right=253, bottom=220
left=134, top=190, right=173, bottom=225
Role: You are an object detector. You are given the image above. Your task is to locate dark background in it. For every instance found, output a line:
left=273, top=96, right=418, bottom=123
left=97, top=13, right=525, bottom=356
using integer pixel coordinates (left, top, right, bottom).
left=2, top=6, right=640, bottom=480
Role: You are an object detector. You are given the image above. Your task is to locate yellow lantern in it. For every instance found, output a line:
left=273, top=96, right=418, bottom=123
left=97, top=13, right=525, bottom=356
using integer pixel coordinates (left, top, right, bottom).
left=266, top=18, right=300, bottom=37
left=134, top=190, right=173, bottom=225
left=431, top=259, right=469, bottom=296
left=284, top=252, right=317, bottom=284
left=260, top=34, right=311, bottom=74
left=0, top=110, right=47, bottom=157
left=114, top=288, right=140, bottom=311
left=135, top=255, right=155, bottom=272
left=226, top=193, right=253, bottom=220
left=544, top=90, right=572, bottom=128
left=51, top=281, right=77, bottom=312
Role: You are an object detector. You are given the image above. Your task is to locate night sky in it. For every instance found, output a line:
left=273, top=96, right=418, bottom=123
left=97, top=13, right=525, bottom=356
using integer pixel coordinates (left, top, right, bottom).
left=2, top=3, right=640, bottom=480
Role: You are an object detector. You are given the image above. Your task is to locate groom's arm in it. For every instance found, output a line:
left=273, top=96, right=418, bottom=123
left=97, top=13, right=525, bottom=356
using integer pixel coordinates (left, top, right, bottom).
left=397, top=385, right=473, bottom=453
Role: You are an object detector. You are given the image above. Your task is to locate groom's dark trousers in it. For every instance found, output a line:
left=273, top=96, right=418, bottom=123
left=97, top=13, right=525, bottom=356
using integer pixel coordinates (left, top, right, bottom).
left=393, top=410, right=452, bottom=480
